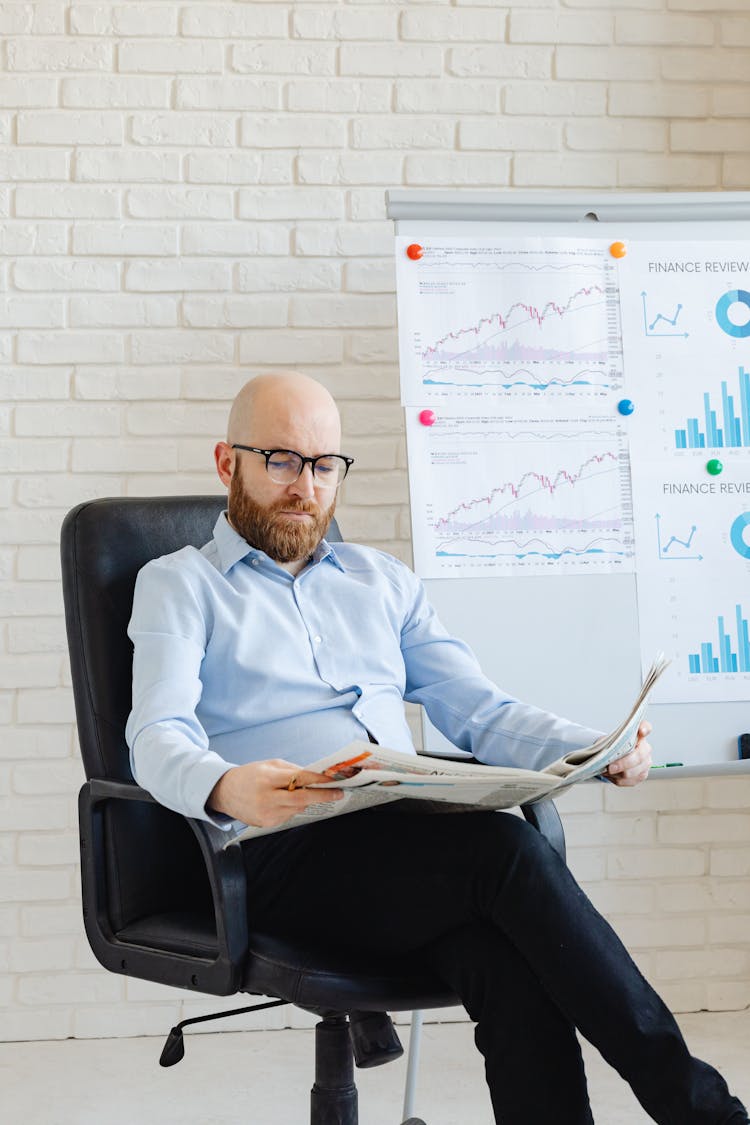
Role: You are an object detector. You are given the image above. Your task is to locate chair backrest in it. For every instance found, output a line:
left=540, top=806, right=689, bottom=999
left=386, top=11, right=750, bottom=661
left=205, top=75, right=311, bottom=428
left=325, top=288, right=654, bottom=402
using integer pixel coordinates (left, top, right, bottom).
left=62, top=496, right=227, bottom=782
left=61, top=495, right=341, bottom=782
left=61, top=496, right=341, bottom=933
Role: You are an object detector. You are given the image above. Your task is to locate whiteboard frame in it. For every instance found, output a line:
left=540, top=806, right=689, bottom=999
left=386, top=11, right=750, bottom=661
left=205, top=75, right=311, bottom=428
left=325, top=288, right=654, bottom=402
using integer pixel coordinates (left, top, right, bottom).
left=387, top=189, right=750, bottom=224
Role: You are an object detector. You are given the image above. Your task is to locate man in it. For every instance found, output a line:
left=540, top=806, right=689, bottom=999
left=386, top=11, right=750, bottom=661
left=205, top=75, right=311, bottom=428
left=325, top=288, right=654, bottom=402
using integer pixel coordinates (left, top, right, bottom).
left=126, top=372, right=748, bottom=1124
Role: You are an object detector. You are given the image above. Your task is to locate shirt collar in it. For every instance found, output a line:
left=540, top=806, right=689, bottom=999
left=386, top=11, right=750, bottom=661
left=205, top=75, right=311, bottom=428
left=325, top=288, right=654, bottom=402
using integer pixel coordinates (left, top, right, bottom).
left=211, top=512, right=345, bottom=575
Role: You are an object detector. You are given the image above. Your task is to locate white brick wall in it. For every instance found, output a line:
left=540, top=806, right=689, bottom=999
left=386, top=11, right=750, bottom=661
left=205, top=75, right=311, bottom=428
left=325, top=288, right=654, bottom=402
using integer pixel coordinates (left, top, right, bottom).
left=1, top=0, right=750, bottom=1043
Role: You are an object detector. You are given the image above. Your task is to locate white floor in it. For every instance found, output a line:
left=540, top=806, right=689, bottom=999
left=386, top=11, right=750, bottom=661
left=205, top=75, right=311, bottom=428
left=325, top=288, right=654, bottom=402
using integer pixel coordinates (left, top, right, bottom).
left=2, top=1011, right=749, bottom=1125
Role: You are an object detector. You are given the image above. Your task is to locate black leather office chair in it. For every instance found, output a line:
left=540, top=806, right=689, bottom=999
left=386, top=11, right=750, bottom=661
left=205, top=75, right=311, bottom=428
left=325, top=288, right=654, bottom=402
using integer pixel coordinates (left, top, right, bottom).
left=61, top=496, right=567, bottom=1125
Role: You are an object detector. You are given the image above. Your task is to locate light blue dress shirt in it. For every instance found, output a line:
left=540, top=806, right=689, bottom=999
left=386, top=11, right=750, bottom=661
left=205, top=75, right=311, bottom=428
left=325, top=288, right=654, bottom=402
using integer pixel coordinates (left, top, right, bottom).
left=126, top=513, right=604, bottom=828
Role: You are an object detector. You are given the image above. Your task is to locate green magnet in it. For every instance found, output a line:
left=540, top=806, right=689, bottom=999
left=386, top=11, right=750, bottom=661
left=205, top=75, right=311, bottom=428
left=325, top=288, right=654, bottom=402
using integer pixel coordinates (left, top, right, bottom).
left=706, top=458, right=723, bottom=476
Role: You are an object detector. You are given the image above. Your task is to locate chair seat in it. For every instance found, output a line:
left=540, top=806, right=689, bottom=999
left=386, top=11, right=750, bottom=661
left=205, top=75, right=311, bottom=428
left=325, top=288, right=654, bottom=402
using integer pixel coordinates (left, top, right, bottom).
left=242, top=931, right=458, bottom=1014
left=118, top=911, right=457, bottom=1013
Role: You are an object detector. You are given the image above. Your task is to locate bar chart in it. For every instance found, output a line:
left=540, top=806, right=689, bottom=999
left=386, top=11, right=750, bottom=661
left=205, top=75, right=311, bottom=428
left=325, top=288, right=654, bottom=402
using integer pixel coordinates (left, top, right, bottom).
left=674, top=365, right=750, bottom=449
left=688, top=603, right=750, bottom=675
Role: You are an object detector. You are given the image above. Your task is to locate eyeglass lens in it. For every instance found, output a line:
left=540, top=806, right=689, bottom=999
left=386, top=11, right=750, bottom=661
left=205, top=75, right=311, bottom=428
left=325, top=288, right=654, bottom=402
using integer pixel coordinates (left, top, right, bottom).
left=266, top=451, right=348, bottom=487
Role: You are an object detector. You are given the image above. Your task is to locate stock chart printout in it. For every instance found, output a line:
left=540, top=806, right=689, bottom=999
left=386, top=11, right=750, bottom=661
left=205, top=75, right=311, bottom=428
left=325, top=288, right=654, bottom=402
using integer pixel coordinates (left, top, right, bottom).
left=397, top=237, right=635, bottom=579
left=406, top=410, right=635, bottom=579
left=396, top=237, right=623, bottom=408
left=619, top=241, right=750, bottom=703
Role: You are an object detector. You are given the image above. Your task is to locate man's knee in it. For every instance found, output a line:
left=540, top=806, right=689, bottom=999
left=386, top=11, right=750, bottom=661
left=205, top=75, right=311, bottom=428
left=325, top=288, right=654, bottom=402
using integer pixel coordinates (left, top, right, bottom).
left=467, top=811, right=568, bottom=896
left=487, top=810, right=561, bottom=859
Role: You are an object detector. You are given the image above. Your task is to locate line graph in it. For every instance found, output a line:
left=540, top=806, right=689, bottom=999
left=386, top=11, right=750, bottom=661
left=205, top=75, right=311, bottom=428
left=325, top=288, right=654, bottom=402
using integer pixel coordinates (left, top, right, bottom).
left=423, top=287, right=608, bottom=367
left=436, top=535, right=628, bottom=563
left=656, top=514, right=702, bottom=561
left=641, top=291, right=688, bottom=338
left=423, top=365, right=615, bottom=392
left=418, top=259, right=605, bottom=276
left=435, top=452, right=619, bottom=533
left=424, top=287, right=604, bottom=355
left=437, top=428, right=618, bottom=442
left=407, top=412, right=635, bottom=577
left=397, top=239, right=623, bottom=404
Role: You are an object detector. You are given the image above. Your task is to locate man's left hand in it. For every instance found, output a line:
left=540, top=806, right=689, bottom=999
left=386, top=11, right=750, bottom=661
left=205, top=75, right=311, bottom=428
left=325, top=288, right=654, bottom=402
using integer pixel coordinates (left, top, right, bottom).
left=604, top=720, right=652, bottom=787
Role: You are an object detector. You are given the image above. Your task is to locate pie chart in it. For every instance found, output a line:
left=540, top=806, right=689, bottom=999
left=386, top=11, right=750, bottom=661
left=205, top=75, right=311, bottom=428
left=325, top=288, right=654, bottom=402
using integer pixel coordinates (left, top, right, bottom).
left=716, top=290, right=750, bottom=338
left=730, top=512, right=750, bottom=559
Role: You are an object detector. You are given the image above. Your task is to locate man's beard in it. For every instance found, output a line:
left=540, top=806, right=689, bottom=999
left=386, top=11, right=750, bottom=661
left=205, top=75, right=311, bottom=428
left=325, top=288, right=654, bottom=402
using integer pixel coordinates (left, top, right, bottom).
left=228, top=474, right=336, bottom=563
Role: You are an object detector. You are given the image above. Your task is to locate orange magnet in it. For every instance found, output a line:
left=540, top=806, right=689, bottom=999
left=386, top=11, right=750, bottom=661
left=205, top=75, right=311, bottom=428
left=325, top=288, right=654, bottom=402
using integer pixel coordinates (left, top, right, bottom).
left=406, top=243, right=423, bottom=261
left=609, top=241, right=627, bottom=259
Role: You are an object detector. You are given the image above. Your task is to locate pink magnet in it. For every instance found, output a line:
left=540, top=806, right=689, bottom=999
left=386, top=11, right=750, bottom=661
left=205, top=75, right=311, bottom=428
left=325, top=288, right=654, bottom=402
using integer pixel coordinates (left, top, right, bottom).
left=419, top=409, right=436, bottom=426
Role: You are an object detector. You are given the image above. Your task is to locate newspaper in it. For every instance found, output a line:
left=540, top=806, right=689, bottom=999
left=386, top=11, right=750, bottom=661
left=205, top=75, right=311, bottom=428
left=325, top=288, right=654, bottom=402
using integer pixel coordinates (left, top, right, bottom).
left=225, top=654, right=669, bottom=845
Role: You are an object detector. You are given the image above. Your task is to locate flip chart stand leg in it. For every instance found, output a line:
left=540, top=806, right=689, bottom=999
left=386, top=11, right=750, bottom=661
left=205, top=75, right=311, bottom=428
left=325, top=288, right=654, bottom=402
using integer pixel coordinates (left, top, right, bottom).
left=401, top=1009, right=424, bottom=1123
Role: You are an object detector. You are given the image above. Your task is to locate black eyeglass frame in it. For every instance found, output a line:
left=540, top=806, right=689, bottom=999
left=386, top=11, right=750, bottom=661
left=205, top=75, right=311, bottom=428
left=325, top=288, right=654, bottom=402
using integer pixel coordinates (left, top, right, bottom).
left=231, top=445, right=355, bottom=487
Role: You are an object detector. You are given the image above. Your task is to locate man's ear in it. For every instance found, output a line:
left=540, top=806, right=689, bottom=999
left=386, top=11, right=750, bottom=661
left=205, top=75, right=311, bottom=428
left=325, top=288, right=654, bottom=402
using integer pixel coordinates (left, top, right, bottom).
left=214, top=441, right=234, bottom=488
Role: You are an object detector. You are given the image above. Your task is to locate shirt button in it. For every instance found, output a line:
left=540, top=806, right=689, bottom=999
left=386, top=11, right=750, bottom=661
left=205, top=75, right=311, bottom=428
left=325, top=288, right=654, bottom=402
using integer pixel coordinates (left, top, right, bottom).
left=251, top=559, right=259, bottom=567
left=313, top=635, right=322, bottom=644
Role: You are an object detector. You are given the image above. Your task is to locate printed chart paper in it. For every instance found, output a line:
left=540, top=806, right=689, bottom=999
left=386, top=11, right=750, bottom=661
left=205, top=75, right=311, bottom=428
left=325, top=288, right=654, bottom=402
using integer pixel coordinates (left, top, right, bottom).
left=406, top=410, right=635, bottom=579
left=618, top=241, right=750, bottom=702
left=395, top=237, right=623, bottom=409
left=397, top=236, right=635, bottom=579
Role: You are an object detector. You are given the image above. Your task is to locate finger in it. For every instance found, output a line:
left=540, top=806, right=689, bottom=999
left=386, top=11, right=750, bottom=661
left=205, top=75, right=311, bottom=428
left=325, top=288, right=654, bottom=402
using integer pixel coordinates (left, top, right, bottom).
left=610, top=747, right=652, bottom=783
left=637, top=719, right=653, bottom=738
left=294, top=786, right=344, bottom=806
left=608, top=749, right=649, bottom=778
left=610, top=750, right=651, bottom=779
left=614, top=738, right=652, bottom=767
left=260, top=784, right=344, bottom=828
left=607, top=752, right=635, bottom=775
left=617, top=757, right=651, bottom=780
left=611, top=768, right=650, bottom=787
left=262, top=766, right=329, bottom=792
left=288, top=769, right=345, bottom=788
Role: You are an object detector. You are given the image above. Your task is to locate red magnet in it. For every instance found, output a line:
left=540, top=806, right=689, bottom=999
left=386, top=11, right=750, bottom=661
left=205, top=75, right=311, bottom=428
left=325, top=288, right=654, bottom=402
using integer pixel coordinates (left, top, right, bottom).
left=419, top=409, right=436, bottom=426
left=406, top=243, right=423, bottom=261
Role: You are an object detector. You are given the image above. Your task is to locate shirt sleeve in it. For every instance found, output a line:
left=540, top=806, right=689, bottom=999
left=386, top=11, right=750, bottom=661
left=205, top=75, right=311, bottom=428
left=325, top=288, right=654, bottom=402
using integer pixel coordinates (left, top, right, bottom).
left=398, top=568, right=605, bottom=771
left=125, top=555, right=236, bottom=827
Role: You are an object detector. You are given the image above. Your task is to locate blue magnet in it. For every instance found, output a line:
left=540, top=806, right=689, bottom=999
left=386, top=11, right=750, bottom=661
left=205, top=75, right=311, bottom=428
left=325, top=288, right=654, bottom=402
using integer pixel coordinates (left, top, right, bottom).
left=617, top=399, right=635, bottom=416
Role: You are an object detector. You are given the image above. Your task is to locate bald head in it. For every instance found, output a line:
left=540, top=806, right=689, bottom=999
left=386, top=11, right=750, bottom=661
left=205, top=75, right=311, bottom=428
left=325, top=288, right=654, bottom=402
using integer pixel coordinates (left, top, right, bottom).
left=227, top=372, right=341, bottom=452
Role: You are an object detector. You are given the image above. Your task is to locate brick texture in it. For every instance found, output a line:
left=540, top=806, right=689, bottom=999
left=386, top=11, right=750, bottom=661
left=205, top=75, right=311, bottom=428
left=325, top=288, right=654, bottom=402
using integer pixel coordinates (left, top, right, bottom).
left=1, top=0, right=749, bottom=1043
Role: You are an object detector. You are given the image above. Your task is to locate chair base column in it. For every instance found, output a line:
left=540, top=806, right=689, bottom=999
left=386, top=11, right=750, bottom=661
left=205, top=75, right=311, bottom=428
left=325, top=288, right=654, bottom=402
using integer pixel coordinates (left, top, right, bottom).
left=310, top=1015, right=358, bottom=1125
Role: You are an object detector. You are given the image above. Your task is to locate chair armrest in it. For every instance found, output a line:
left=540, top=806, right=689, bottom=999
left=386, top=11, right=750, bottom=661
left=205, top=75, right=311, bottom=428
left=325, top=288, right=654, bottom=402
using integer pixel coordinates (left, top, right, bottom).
left=417, top=751, right=566, bottom=863
left=519, top=800, right=566, bottom=863
left=88, top=778, right=157, bottom=803
left=80, top=778, right=248, bottom=995
left=183, top=816, right=249, bottom=976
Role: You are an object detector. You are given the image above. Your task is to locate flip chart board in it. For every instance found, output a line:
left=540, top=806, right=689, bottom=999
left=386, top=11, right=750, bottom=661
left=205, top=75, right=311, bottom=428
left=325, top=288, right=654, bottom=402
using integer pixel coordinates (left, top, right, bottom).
left=386, top=190, right=750, bottom=775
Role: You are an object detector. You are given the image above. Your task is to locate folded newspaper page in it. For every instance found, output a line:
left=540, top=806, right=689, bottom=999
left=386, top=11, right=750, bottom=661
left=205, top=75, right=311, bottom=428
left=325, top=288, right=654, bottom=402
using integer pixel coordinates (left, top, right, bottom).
left=225, top=653, right=669, bottom=845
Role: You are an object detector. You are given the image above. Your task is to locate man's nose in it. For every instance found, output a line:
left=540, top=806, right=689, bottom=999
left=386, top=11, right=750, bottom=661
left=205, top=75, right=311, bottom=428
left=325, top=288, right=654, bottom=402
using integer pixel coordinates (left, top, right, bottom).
left=289, top=462, right=317, bottom=500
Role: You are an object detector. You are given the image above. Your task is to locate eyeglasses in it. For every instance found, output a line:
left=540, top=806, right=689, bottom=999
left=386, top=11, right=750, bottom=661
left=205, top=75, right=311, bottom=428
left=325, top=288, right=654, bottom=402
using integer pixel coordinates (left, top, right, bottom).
left=231, top=446, right=354, bottom=489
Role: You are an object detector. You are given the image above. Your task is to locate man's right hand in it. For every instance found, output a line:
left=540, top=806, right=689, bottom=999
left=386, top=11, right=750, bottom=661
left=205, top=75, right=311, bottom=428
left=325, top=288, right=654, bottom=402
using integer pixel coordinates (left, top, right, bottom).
left=206, top=759, right=344, bottom=828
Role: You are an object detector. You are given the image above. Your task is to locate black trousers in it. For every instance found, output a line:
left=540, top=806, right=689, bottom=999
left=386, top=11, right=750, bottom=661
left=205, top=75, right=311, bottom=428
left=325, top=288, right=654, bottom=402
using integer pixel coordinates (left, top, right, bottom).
left=241, top=804, right=747, bottom=1125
